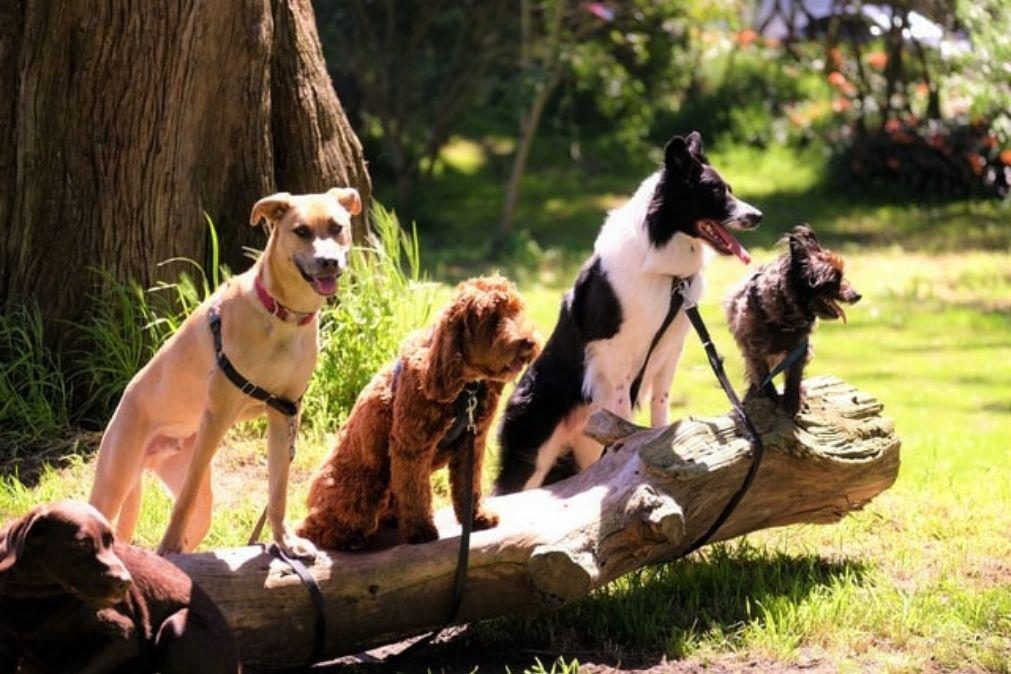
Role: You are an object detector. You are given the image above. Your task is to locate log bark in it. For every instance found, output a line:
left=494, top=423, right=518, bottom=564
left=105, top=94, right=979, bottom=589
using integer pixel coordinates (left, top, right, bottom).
left=0, top=0, right=370, bottom=335
left=170, top=376, right=901, bottom=670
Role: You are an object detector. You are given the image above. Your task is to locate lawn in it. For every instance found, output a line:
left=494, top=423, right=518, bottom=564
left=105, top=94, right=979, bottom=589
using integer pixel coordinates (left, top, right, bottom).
left=2, top=142, right=1009, bottom=672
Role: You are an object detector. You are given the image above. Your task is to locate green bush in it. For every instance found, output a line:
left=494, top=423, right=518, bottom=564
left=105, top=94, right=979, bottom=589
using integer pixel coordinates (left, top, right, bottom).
left=301, top=203, right=436, bottom=433
left=0, top=304, right=72, bottom=462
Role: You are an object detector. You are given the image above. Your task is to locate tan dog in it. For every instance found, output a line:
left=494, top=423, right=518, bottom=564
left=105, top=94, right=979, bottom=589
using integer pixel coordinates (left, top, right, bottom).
left=89, top=188, right=361, bottom=558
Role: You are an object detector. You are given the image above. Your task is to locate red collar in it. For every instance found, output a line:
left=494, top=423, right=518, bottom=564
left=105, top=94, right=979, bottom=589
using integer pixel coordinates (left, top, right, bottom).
left=254, top=275, right=315, bottom=326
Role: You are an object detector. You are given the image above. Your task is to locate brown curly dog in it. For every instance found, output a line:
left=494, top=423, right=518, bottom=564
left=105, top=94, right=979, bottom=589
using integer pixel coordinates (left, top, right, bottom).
left=298, top=275, right=540, bottom=550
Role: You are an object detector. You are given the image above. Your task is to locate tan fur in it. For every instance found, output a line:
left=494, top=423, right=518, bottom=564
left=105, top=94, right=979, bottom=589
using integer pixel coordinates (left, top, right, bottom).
left=298, top=276, right=539, bottom=550
left=89, top=189, right=360, bottom=558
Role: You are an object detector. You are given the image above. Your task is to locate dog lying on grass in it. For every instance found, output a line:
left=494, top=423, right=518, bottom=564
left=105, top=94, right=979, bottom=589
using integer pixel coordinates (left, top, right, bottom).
left=0, top=500, right=239, bottom=673
left=299, top=275, right=539, bottom=550
left=725, top=224, right=861, bottom=414
left=89, top=188, right=361, bottom=559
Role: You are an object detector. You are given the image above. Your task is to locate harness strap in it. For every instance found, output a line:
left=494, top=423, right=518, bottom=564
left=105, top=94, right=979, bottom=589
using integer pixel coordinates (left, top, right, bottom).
left=629, top=276, right=691, bottom=407
left=208, top=306, right=300, bottom=417
left=682, top=304, right=766, bottom=555
left=761, top=338, right=809, bottom=390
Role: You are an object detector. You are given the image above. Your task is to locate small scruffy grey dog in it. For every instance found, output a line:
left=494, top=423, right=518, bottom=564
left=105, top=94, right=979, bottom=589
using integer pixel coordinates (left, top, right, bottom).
left=725, top=225, right=861, bottom=414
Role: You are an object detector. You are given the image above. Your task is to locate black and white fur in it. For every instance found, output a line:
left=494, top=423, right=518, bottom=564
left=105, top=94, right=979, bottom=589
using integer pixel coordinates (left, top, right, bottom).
left=495, top=132, right=762, bottom=493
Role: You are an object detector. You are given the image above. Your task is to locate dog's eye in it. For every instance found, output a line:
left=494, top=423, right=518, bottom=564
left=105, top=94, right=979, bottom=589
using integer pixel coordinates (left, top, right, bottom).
left=328, top=222, right=344, bottom=237
left=293, top=225, right=312, bottom=239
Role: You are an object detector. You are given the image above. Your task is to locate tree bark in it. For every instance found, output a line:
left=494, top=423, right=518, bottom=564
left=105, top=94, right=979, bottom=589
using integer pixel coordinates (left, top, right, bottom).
left=0, top=0, right=370, bottom=336
left=170, top=376, right=901, bottom=670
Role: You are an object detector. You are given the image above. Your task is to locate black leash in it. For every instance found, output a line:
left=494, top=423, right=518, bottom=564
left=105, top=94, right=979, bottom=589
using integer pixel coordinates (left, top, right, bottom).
left=356, top=362, right=483, bottom=663
left=208, top=305, right=327, bottom=664
left=627, top=278, right=765, bottom=555
left=629, top=276, right=692, bottom=407
left=682, top=303, right=765, bottom=555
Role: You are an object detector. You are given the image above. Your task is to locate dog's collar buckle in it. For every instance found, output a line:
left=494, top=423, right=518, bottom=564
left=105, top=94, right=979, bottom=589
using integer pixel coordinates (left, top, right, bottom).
left=255, top=274, right=315, bottom=326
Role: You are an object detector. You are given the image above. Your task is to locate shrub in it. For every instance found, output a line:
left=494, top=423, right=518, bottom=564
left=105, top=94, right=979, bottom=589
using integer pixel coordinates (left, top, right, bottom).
left=0, top=304, right=73, bottom=465
left=831, top=117, right=1011, bottom=200
left=301, top=203, right=436, bottom=433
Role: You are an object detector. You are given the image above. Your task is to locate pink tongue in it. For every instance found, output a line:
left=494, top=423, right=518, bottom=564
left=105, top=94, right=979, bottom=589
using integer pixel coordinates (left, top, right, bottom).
left=312, top=276, right=338, bottom=296
left=712, top=221, right=751, bottom=264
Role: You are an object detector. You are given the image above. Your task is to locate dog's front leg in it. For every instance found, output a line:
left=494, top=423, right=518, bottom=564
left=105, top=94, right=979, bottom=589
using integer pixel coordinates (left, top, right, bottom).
left=389, top=428, right=439, bottom=544
left=266, top=408, right=317, bottom=560
left=158, top=383, right=240, bottom=555
left=449, top=389, right=501, bottom=531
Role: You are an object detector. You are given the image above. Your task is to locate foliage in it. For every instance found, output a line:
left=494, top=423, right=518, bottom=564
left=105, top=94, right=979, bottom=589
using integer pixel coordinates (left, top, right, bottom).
left=955, top=0, right=1011, bottom=144
left=831, top=116, right=1011, bottom=199
left=0, top=304, right=72, bottom=464
left=661, top=40, right=833, bottom=147
left=315, top=0, right=516, bottom=206
left=300, top=203, right=436, bottom=434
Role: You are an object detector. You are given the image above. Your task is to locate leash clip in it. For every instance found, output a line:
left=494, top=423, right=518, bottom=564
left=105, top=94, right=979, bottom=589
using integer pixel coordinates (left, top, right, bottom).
left=465, top=390, right=478, bottom=433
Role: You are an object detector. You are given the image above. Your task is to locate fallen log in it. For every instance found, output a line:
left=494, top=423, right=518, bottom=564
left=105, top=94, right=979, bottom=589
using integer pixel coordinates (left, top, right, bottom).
left=170, top=376, right=900, bottom=670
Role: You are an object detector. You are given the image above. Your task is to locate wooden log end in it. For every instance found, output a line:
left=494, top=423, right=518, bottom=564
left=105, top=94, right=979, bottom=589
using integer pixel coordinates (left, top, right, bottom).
left=527, top=546, right=593, bottom=605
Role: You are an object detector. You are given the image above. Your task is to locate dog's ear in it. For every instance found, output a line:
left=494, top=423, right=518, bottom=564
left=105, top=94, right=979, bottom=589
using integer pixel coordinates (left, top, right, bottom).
left=664, top=136, right=702, bottom=179
left=787, top=230, right=810, bottom=263
left=685, top=130, right=706, bottom=159
left=0, top=507, right=44, bottom=583
left=422, top=305, right=466, bottom=403
left=328, top=187, right=362, bottom=216
left=249, top=192, right=294, bottom=227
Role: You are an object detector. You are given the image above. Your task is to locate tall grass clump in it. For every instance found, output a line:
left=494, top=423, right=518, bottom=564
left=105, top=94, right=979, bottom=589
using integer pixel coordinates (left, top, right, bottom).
left=0, top=303, right=73, bottom=463
left=300, top=203, right=436, bottom=433
left=69, top=215, right=227, bottom=427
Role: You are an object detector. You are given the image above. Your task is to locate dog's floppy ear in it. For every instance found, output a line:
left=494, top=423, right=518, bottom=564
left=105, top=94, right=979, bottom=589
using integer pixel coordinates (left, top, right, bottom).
left=328, top=187, right=362, bottom=216
left=664, top=135, right=702, bottom=178
left=422, top=298, right=467, bottom=403
left=0, top=507, right=44, bottom=584
left=249, top=192, right=294, bottom=227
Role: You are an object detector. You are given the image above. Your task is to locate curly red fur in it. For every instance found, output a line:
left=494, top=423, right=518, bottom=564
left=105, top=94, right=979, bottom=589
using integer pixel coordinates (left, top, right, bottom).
left=298, top=275, right=540, bottom=549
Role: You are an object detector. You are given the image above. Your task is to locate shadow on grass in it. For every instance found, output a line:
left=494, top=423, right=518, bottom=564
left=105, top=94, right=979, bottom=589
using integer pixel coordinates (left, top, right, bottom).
left=320, top=541, right=868, bottom=673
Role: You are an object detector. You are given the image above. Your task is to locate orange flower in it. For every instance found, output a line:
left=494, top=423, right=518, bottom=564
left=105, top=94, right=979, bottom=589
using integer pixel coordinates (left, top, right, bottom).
left=736, top=28, right=758, bottom=46
left=866, top=51, right=888, bottom=70
left=1000, top=149, right=1011, bottom=165
left=832, top=97, right=852, bottom=112
left=967, top=153, right=987, bottom=175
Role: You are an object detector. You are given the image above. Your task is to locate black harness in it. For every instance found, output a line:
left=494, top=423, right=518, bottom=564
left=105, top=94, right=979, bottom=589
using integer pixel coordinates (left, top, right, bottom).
left=632, top=276, right=766, bottom=555
left=208, top=305, right=327, bottom=665
left=208, top=305, right=300, bottom=417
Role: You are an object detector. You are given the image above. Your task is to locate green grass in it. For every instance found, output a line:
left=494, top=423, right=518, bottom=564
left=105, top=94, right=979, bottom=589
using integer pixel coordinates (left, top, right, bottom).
left=2, top=142, right=1010, bottom=672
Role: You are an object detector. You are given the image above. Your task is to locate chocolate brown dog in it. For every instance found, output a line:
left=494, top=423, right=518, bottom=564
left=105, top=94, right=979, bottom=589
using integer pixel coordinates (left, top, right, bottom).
left=0, top=500, right=239, bottom=673
left=725, top=225, right=861, bottom=414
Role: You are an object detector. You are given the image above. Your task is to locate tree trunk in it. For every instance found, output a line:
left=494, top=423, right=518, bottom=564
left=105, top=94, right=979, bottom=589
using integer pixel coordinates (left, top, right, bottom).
left=0, top=0, right=370, bottom=336
left=170, top=376, right=901, bottom=671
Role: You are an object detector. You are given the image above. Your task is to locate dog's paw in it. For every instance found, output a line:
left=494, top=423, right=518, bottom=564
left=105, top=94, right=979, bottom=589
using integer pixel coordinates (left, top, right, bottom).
left=277, top=533, right=319, bottom=561
left=472, top=506, right=500, bottom=531
left=404, top=521, right=439, bottom=545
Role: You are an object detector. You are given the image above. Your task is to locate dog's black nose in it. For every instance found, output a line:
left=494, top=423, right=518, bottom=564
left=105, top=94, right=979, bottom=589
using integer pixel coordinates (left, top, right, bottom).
left=316, top=257, right=342, bottom=275
left=852, top=292, right=862, bottom=303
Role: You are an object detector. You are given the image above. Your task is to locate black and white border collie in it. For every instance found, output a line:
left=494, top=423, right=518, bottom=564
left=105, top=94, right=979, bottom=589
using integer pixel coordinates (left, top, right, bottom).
left=495, top=131, right=761, bottom=493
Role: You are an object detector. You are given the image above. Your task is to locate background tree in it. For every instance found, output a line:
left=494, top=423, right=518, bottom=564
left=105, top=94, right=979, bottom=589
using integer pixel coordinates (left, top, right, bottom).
left=0, top=0, right=370, bottom=336
left=315, top=0, right=515, bottom=209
